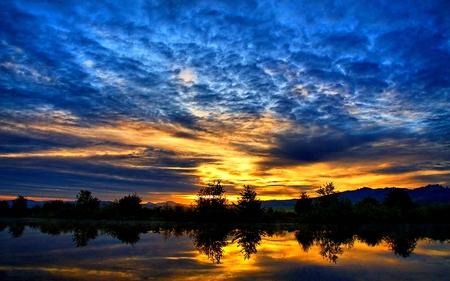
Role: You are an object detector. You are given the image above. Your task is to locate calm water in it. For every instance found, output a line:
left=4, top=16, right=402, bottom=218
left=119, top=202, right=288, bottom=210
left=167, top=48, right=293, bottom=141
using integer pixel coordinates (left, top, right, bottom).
left=0, top=220, right=449, bottom=280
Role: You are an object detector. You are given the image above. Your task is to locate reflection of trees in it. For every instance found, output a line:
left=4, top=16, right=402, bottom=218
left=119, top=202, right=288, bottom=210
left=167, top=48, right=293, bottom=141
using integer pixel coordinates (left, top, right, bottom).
left=190, top=227, right=231, bottom=264
left=232, top=229, right=265, bottom=260
left=357, top=227, right=384, bottom=247
left=385, top=236, right=417, bottom=258
left=295, top=229, right=355, bottom=263
left=318, top=230, right=354, bottom=263
left=0, top=222, right=7, bottom=233
left=39, top=224, right=63, bottom=236
left=161, top=225, right=187, bottom=241
left=3, top=220, right=447, bottom=262
left=8, top=223, right=26, bottom=238
left=107, top=224, right=146, bottom=245
left=317, top=235, right=345, bottom=263
left=295, top=229, right=315, bottom=253
left=72, top=226, right=98, bottom=247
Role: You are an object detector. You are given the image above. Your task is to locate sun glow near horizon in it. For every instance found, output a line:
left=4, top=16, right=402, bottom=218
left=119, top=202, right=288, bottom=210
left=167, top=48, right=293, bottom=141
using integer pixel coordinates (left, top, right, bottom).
left=0, top=113, right=447, bottom=203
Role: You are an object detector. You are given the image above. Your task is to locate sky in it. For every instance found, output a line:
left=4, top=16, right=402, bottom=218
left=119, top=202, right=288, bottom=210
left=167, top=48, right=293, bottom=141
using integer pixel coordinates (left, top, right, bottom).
left=1, top=0, right=449, bottom=203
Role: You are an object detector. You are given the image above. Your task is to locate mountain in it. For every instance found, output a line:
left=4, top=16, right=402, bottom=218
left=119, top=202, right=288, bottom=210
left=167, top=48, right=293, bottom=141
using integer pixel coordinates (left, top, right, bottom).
left=142, top=201, right=179, bottom=208
left=261, top=199, right=298, bottom=210
left=338, top=184, right=450, bottom=204
left=261, top=184, right=450, bottom=210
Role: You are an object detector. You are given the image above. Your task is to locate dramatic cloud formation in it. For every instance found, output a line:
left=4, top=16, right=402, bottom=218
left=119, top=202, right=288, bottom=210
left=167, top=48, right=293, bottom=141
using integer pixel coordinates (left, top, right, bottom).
left=1, top=0, right=449, bottom=202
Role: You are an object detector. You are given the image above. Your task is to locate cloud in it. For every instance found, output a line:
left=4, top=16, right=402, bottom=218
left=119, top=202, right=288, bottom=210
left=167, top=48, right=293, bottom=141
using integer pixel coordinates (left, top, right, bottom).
left=0, top=0, right=449, bottom=201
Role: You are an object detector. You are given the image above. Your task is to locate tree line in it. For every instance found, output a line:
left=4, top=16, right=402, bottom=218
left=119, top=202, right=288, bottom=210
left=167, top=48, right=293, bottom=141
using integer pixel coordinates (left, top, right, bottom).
left=1, top=181, right=450, bottom=223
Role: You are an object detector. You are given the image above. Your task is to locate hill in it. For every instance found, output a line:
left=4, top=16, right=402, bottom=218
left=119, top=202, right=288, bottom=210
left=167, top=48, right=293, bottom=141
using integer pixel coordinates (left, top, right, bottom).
left=261, top=184, right=450, bottom=210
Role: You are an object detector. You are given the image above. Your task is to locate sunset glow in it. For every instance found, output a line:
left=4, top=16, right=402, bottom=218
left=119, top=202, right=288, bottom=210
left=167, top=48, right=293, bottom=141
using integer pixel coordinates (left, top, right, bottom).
left=0, top=0, right=449, bottom=203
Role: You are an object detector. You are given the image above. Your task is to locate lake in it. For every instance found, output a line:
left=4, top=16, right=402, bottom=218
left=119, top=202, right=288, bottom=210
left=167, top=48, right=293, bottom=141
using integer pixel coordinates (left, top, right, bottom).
left=0, top=219, right=449, bottom=280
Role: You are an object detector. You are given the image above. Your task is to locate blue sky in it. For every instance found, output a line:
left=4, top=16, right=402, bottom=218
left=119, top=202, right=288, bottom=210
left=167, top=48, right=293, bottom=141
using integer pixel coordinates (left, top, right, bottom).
left=1, top=0, right=449, bottom=202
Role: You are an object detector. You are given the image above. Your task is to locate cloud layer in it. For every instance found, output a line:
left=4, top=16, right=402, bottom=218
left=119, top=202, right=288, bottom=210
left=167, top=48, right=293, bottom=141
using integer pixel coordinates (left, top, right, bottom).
left=1, top=0, right=449, bottom=202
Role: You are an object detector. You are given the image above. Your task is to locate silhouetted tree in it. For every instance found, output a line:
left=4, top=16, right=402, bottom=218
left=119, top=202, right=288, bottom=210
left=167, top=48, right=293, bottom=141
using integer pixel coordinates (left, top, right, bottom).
left=11, top=195, right=28, bottom=217
left=0, top=200, right=9, bottom=217
left=294, top=191, right=312, bottom=215
left=75, top=190, right=100, bottom=211
left=234, top=185, right=263, bottom=221
left=316, top=182, right=338, bottom=205
left=115, top=193, right=142, bottom=217
left=195, top=180, right=228, bottom=219
left=383, top=189, right=414, bottom=212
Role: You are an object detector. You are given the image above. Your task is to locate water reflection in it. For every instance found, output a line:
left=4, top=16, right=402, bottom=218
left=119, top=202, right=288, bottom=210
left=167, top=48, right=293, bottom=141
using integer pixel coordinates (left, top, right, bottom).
left=233, top=228, right=265, bottom=260
left=1, top=220, right=450, bottom=264
left=190, top=226, right=231, bottom=264
left=8, top=222, right=26, bottom=238
left=72, top=225, right=98, bottom=247
left=295, top=228, right=355, bottom=263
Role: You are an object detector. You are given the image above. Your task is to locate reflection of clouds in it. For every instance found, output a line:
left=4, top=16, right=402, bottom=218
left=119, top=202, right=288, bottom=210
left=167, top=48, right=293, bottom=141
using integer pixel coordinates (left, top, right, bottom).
left=2, top=226, right=450, bottom=281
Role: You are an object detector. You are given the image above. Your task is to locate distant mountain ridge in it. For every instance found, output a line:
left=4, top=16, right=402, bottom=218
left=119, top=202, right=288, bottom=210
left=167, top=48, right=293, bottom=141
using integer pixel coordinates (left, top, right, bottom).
left=261, top=184, right=450, bottom=210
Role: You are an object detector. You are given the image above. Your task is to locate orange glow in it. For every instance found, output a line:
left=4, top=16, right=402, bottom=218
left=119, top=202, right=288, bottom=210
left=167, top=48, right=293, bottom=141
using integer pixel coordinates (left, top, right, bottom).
left=1, top=112, right=446, bottom=203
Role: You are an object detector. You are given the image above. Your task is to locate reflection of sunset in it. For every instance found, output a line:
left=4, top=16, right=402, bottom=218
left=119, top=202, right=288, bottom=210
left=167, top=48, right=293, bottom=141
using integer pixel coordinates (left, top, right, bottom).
left=2, top=224, right=450, bottom=281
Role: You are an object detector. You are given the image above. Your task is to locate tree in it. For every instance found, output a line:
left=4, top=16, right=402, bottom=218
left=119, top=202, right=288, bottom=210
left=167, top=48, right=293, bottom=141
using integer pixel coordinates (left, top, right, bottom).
left=75, top=190, right=100, bottom=211
left=115, top=193, right=142, bottom=217
left=195, top=180, right=228, bottom=213
left=234, top=185, right=263, bottom=221
left=294, top=191, right=312, bottom=215
left=316, top=182, right=338, bottom=205
left=383, top=189, right=414, bottom=212
left=0, top=200, right=9, bottom=217
left=317, top=182, right=336, bottom=197
left=11, top=195, right=28, bottom=217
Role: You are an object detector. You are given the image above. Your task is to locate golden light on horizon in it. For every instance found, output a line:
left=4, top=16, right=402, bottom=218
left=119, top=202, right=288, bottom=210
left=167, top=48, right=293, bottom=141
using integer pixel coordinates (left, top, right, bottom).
left=0, top=111, right=446, bottom=203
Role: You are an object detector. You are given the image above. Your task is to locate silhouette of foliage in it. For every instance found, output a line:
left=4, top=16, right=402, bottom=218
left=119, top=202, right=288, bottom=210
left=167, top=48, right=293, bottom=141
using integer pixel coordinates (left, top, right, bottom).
left=316, top=182, right=339, bottom=206
left=72, top=225, right=99, bottom=247
left=383, top=189, right=415, bottom=212
left=294, top=191, right=312, bottom=215
left=234, top=185, right=263, bottom=222
left=232, top=228, right=265, bottom=260
left=195, top=180, right=227, bottom=211
left=8, top=223, right=26, bottom=238
left=75, top=190, right=100, bottom=212
left=41, top=200, right=75, bottom=218
left=115, top=193, right=142, bottom=218
left=107, top=224, right=144, bottom=245
left=295, top=229, right=315, bottom=253
left=11, top=195, right=28, bottom=217
left=194, top=180, right=232, bottom=221
left=190, top=226, right=231, bottom=264
left=316, top=229, right=355, bottom=263
left=385, top=236, right=418, bottom=258
left=0, top=200, right=9, bottom=217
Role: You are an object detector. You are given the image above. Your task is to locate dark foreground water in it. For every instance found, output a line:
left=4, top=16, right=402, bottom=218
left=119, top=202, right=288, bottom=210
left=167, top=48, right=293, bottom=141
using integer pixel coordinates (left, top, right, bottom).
left=0, top=219, right=449, bottom=280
